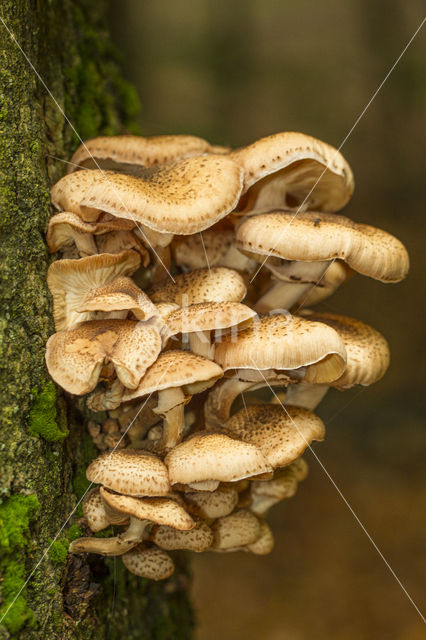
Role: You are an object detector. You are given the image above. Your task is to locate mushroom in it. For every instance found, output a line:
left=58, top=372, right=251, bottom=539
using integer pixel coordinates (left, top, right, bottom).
left=249, top=459, right=309, bottom=516
left=45, top=319, right=161, bottom=394
left=122, top=544, right=175, bottom=580
left=211, top=510, right=262, bottom=552
left=82, top=487, right=128, bottom=532
left=122, top=351, right=223, bottom=451
left=285, top=311, right=391, bottom=409
left=205, top=314, right=346, bottom=427
left=230, top=131, right=354, bottom=214
left=245, top=520, right=274, bottom=555
left=47, top=249, right=142, bottom=331
left=147, top=267, right=247, bottom=306
left=152, top=520, right=213, bottom=552
left=164, top=432, right=273, bottom=492
left=50, top=169, right=101, bottom=220
left=183, top=486, right=239, bottom=519
left=161, top=301, right=257, bottom=359
left=224, top=404, right=325, bottom=469
left=236, top=210, right=409, bottom=312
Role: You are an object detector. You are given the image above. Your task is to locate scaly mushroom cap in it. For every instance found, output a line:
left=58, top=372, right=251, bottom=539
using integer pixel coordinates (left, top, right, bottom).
left=300, top=311, right=390, bottom=388
left=249, top=461, right=309, bottom=515
left=148, top=267, right=247, bottom=305
left=165, top=432, right=272, bottom=486
left=214, top=314, right=347, bottom=384
left=246, top=520, right=274, bottom=555
left=225, top=405, right=325, bottom=469
left=183, top=486, right=239, bottom=519
left=51, top=169, right=100, bottom=219
left=122, top=544, right=175, bottom=580
left=236, top=211, right=409, bottom=283
left=231, top=131, right=354, bottom=213
left=152, top=520, right=213, bottom=552
left=162, top=302, right=256, bottom=340
left=122, top=350, right=223, bottom=402
left=68, top=134, right=214, bottom=173
left=47, top=250, right=141, bottom=331
left=82, top=487, right=127, bottom=532
left=100, top=488, right=195, bottom=531
left=45, top=319, right=161, bottom=394
left=211, top=509, right=261, bottom=550
left=86, top=449, right=171, bottom=496
left=77, top=155, right=243, bottom=234
left=78, top=276, right=158, bottom=322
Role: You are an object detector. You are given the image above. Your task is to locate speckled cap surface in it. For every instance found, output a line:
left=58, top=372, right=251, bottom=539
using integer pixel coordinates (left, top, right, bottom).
left=148, top=267, right=247, bottom=305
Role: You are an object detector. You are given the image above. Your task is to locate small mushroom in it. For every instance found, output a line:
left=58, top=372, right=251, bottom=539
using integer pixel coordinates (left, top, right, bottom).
left=246, top=520, right=274, bottom=555
left=183, top=486, right=239, bottom=519
left=152, top=520, right=213, bottom=552
left=82, top=487, right=128, bottom=532
left=249, top=460, right=309, bottom=516
left=211, top=510, right=262, bottom=552
left=122, top=544, right=175, bottom=580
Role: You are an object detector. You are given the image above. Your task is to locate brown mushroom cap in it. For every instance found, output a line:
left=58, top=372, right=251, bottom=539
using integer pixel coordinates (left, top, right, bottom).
left=183, top=486, right=239, bottom=519
left=246, top=520, right=274, bottom=555
left=152, top=520, right=213, bottom=552
left=300, top=311, right=390, bottom=388
left=148, top=267, right=247, bottom=305
left=122, top=350, right=223, bottom=402
left=47, top=250, right=142, bottom=331
left=100, top=488, right=195, bottom=531
left=225, top=404, right=325, bottom=469
left=45, top=319, right=161, bottom=394
left=82, top=487, right=121, bottom=532
left=68, top=134, right=214, bottom=173
left=164, top=432, right=272, bottom=486
left=162, top=302, right=256, bottom=340
left=51, top=169, right=100, bottom=220
left=76, top=155, right=243, bottom=234
left=236, top=211, right=409, bottom=283
left=214, top=314, right=347, bottom=384
left=78, top=276, right=158, bottom=322
left=86, top=449, right=171, bottom=496
left=230, top=131, right=354, bottom=213
left=211, top=509, right=261, bottom=550
left=249, top=460, right=309, bottom=515
left=122, top=544, right=175, bottom=580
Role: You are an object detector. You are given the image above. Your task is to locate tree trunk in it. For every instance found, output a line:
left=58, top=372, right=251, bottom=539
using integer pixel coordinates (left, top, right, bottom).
left=0, top=1, right=193, bottom=638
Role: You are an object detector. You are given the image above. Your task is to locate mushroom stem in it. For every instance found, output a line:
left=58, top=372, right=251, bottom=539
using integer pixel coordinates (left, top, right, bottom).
left=188, top=330, right=214, bottom=359
left=154, top=387, right=188, bottom=451
left=285, top=382, right=329, bottom=410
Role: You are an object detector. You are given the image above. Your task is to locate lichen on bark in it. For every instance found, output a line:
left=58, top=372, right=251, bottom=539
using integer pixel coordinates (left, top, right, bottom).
left=0, top=1, right=193, bottom=638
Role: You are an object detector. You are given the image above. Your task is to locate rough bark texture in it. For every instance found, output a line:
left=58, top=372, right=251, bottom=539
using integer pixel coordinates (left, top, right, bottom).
left=0, top=1, right=193, bottom=638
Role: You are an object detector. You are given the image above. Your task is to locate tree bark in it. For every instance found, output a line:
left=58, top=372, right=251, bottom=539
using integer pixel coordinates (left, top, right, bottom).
left=0, top=1, right=193, bottom=638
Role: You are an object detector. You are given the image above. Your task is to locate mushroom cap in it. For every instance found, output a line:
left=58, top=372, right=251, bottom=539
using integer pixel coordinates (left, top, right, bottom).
left=300, top=311, right=390, bottom=388
left=236, top=211, right=409, bottom=283
left=162, top=302, right=256, bottom=339
left=123, top=350, right=223, bottom=402
left=77, top=155, right=243, bottom=234
left=225, top=405, right=325, bottom=469
left=152, top=520, right=213, bottom=552
left=172, top=228, right=235, bottom=270
left=45, top=319, right=161, bottom=394
left=164, top=432, right=272, bottom=486
left=148, top=267, right=247, bottom=305
left=299, top=261, right=352, bottom=308
left=68, top=134, right=214, bottom=173
left=211, top=509, right=261, bottom=550
left=246, top=520, right=274, bottom=555
left=51, top=169, right=100, bottom=219
left=230, top=131, right=354, bottom=212
left=183, top=486, right=239, bottom=519
left=86, top=449, right=171, bottom=496
left=100, top=488, right=195, bottom=530
left=78, top=276, right=158, bottom=321
left=122, top=544, right=175, bottom=580
left=47, top=250, right=141, bottom=331
left=82, top=488, right=117, bottom=532
left=214, top=314, right=347, bottom=384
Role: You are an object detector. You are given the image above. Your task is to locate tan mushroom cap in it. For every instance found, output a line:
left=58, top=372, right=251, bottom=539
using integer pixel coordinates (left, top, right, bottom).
left=68, top=134, right=214, bottom=173
left=164, top=432, right=272, bottom=486
left=236, top=211, right=409, bottom=283
left=100, top=488, right=195, bottom=531
left=78, top=276, right=158, bottom=322
left=122, top=545, right=175, bottom=580
left=47, top=249, right=141, bottom=331
left=77, top=155, right=243, bottom=234
left=148, top=267, right=247, bottom=305
left=152, top=520, right=213, bottom=552
left=246, top=520, right=274, bottom=555
left=211, top=509, right=261, bottom=550
left=299, top=261, right=352, bottom=308
left=249, top=460, right=309, bottom=515
left=82, top=488, right=118, bottom=532
left=162, top=302, right=257, bottom=340
left=300, top=311, right=390, bottom=388
left=183, top=486, right=239, bottom=519
left=123, top=350, right=223, bottom=402
left=51, top=169, right=100, bottom=220
left=231, top=131, right=354, bottom=213
left=225, top=405, right=325, bottom=469
left=45, top=319, right=161, bottom=394
left=86, top=449, right=171, bottom=496
left=214, top=314, right=347, bottom=384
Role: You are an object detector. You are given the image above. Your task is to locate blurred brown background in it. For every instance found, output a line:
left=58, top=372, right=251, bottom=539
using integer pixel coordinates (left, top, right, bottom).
left=108, top=2, right=425, bottom=638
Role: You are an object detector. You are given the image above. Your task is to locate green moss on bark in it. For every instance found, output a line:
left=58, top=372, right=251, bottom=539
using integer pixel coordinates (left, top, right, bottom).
left=28, top=382, right=68, bottom=442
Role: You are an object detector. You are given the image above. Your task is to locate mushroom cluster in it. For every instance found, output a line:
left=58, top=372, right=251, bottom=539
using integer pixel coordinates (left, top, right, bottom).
left=45, top=132, right=409, bottom=580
